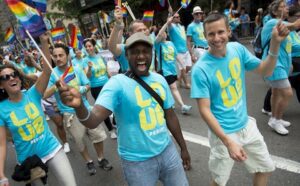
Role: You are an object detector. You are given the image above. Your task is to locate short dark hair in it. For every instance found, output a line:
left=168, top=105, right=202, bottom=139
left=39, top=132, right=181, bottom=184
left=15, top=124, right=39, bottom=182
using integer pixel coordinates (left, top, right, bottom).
left=54, top=43, right=69, bottom=56
left=203, top=13, right=229, bottom=32
left=83, top=38, right=96, bottom=47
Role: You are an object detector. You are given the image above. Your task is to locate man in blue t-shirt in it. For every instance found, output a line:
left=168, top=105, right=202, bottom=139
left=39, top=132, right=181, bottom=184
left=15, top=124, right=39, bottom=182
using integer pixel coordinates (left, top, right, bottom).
left=191, top=13, right=289, bottom=186
left=57, top=32, right=191, bottom=186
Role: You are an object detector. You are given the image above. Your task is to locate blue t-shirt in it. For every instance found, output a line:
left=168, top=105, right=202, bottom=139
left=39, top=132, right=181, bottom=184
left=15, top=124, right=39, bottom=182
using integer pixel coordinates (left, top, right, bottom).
left=187, top=21, right=208, bottom=48
left=168, top=23, right=188, bottom=53
left=191, top=42, right=260, bottom=134
left=263, top=14, right=272, bottom=26
left=72, top=57, right=87, bottom=71
left=83, top=54, right=109, bottom=88
left=48, top=66, right=90, bottom=113
left=261, top=19, right=292, bottom=81
left=155, top=41, right=178, bottom=77
left=0, top=86, right=60, bottom=163
left=96, top=72, right=174, bottom=161
left=23, top=66, right=38, bottom=75
left=290, top=31, right=300, bottom=57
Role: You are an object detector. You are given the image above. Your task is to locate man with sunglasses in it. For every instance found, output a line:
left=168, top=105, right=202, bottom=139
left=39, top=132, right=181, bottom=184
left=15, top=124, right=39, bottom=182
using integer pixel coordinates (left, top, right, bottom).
left=187, top=6, right=208, bottom=65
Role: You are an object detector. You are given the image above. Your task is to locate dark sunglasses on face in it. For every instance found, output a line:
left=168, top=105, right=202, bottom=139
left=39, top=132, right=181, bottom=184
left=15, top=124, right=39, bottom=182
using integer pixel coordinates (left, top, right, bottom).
left=194, top=12, right=203, bottom=15
left=0, top=71, right=19, bottom=81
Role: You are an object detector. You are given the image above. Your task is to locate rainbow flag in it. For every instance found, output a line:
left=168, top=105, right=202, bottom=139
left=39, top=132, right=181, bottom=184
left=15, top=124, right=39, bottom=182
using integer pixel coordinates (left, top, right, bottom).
left=91, top=27, right=98, bottom=34
left=51, top=27, right=65, bottom=40
left=181, top=0, right=191, bottom=8
left=61, top=65, right=76, bottom=84
left=77, top=28, right=83, bottom=42
left=121, top=6, right=127, bottom=17
left=101, top=12, right=111, bottom=23
left=159, top=0, right=166, bottom=7
left=143, top=10, right=154, bottom=22
left=5, top=0, right=46, bottom=37
left=23, top=0, right=47, bottom=13
left=114, top=0, right=121, bottom=7
left=4, top=27, right=16, bottom=43
left=69, top=26, right=82, bottom=49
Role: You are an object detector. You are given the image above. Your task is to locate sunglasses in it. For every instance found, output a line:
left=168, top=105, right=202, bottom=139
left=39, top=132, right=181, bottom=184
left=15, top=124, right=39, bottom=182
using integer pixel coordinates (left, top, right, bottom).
left=194, top=12, right=204, bottom=15
left=0, top=71, right=19, bottom=81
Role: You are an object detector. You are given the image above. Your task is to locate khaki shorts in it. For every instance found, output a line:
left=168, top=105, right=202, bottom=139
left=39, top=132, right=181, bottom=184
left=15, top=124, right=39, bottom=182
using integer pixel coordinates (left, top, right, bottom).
left=177, top=51, right=192, bottom=70
left=208, top=117, right=275, bottom=186
left=63, top=113, right=107, bottom=152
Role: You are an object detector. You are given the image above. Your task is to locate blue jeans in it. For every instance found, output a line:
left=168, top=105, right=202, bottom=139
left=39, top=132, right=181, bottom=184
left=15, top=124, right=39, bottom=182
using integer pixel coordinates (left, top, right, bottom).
left=121, top=141, right=189, bottom=186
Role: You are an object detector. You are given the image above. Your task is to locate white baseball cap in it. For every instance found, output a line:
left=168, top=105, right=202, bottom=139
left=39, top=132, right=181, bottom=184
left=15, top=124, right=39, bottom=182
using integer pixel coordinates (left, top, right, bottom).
left=192, top=6, right=203, bottom=14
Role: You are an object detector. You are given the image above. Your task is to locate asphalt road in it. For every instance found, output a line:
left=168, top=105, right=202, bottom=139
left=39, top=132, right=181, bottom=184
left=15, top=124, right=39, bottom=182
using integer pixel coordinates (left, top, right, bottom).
left=4, top=40, right=300, bottom=186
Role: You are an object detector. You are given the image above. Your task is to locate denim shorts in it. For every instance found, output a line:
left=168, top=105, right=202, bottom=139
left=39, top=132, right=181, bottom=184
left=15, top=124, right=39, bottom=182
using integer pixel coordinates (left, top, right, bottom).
left=121, top=141, right=189, bottom=186
left=208, top=117, right=275, bottom=186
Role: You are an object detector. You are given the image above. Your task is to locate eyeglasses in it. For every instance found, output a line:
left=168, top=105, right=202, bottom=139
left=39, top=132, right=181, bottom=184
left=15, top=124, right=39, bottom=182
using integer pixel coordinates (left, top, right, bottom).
left=0, top=71, right=19, bottom=81
left=194, top=12, right=204, bottom=15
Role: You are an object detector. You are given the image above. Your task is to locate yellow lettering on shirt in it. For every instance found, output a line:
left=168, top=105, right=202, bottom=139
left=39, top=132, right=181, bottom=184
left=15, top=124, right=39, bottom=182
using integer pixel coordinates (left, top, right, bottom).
left=94, top=58, right=107, bottom=77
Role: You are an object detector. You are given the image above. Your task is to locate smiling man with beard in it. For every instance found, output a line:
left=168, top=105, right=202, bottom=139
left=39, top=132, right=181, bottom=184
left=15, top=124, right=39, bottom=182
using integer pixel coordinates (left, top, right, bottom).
left=56, top=32, right=191, bottom=186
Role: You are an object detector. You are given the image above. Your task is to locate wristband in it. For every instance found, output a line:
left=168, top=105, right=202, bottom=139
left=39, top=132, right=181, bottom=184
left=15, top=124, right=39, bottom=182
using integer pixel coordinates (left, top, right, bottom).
left=78, top=109, right=90, bottom=122
left=268, top=51, right=278, bottom=57
left=0, top=178, right=8, bottom=184
left=79, top=86, right=87, bottom=94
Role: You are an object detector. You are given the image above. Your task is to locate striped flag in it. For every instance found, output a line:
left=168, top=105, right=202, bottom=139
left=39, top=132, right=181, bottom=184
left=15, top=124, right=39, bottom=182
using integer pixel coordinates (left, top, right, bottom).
left=181, top=0, right=191, bottom=8
left=69, top=26, right=82, bottom=49
left=23, top=0, right=47, bottom=13
left=5, top=0, right=46, bottom=37
left=61, top=65, right=76, bottom=84
left=121, top=6, right=127, bottom=17
left=114, top=0, right=121, bottom=7
left=77, top=28, right=83, bottom=42
left=4, top=27, right=16, bottom=43
left=51, top=27, right=65, bottom=41
left=143, top=10, right=154, bottom=22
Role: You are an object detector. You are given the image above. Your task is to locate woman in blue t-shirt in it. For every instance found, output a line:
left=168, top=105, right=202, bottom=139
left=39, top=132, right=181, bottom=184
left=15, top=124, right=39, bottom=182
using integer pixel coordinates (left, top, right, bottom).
left=83, top=38, right=117, bottom=138
left=0, top=34, right=76, bottom=186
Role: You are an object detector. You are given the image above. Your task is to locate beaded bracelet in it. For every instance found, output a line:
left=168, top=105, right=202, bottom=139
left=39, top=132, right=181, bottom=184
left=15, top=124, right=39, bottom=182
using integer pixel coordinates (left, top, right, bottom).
left=78, top=110, right=91, bottom=122
left=268, top=51, right=279, bottom=57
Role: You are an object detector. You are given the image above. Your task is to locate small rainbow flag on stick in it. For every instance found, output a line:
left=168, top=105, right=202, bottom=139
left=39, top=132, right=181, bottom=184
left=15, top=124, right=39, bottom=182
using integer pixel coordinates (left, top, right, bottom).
left=61, top=65, right=76, bottom=84
left=69, top=26, right=82, bottom=49
left=4, top=27, right=16, bottom=43
left=51, top=27, right=65, bottom=40
left=121, top=6, right=127, bottom=17
left=114, top=0, right=121, bottom=7
left=181, top=0, right=191, bottom=8
left=143, top=10, right=154, bottom=22
left=5, top=0, right=46, bottom=37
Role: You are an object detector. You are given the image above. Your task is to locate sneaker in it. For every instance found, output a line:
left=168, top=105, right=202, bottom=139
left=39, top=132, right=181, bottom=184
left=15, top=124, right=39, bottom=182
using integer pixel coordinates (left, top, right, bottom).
left=63, top=143, right=70, bottom=153
left=261, top=108, right=272, bottom=116
left=98, top=158, right=113, bottom=171
left=268, top=118, right=289, bottom=135
left=279, top=119, right=291, bottom=127
left=86, top=161, right=97, bottom=176
left=109, top=130, right=117, bottom=139
left=181, top=105, right=192, bottom=114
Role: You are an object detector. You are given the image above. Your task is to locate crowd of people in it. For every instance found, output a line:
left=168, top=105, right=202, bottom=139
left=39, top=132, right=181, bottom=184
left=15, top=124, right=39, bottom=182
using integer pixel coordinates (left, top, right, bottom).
left=0, top=0, right=299, bottom=185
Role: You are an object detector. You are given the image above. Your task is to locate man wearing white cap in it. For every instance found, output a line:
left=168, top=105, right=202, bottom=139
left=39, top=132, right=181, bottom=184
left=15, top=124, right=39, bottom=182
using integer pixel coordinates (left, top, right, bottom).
left=187, top=6, right=208, bottom=64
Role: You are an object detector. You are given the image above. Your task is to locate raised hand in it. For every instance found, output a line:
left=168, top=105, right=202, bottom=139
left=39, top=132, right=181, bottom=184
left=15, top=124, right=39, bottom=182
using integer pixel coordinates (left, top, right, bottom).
left=272, top=21, right=290, bottom=42
left=56, top=80, right=82, bottom=108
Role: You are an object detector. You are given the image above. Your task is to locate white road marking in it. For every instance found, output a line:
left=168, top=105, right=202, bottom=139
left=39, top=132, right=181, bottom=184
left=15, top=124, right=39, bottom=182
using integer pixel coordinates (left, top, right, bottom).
left=182, top=131, right=300, bottom=174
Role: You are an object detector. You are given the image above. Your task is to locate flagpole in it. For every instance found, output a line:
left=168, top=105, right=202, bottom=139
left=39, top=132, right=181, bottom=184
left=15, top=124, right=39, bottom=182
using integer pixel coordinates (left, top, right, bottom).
left=122, top=2, right=136, bottom=21
left=174, top=6, right=183, bottom=15
left=25, top=30, right=60, bottom=80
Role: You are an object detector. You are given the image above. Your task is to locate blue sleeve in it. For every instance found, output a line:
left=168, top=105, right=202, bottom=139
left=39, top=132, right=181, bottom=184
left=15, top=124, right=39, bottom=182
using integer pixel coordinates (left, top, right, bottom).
left=159, top=76, right=174, bottom=109
left=95, top=76, right=123, bottom=112
left=77, top=68, right=90, bottom=86
left=47, top=72, right=56, bottom=88
left=0, top=115, right=4, bottom=126
left=238, top=43, right=261, bottom=71
left=186, top=24, right=193, bottom=37
left=28, top=85, right=42, bottom=100
left=190, top=65, right=210, bottom=99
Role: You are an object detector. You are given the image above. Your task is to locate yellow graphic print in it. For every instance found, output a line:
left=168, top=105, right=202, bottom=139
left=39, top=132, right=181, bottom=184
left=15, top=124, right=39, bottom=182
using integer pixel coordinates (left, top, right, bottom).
left=10, top=103, right=44, bottom=141
left=285, top=35, right=292, bottom=54
left=179, top=26, right=186, bottom=40
left=216, top=58, right=242, bottom=107
left=196, top=27, right=205, bottom=40
left=163, top=45, right=175, bottom=62
left=68, top=75, right=81, bottom=91
left=135, top=82, right=166, bottom=131
left=94, top=58, right=107, bottom=77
